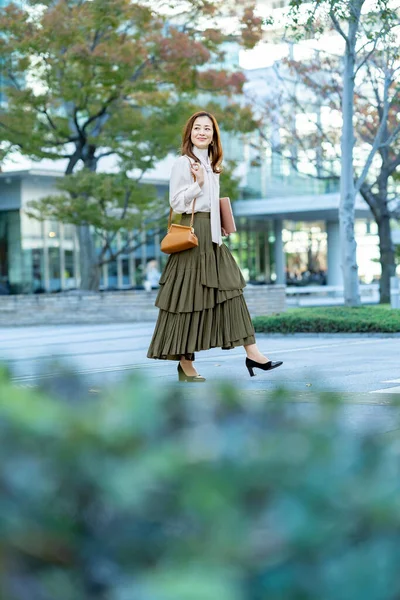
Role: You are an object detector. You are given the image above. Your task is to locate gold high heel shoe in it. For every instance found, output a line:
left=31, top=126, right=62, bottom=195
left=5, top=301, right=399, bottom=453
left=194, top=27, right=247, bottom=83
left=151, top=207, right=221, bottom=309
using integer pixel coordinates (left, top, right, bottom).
left=177, top=363, right=206, bottom=382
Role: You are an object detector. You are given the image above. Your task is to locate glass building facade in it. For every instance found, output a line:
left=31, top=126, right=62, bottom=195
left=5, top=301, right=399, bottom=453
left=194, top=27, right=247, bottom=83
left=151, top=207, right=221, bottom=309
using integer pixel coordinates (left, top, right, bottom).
left=0, top=157, right=394, bottom=295
left=0, top=205, right=167, bottom=293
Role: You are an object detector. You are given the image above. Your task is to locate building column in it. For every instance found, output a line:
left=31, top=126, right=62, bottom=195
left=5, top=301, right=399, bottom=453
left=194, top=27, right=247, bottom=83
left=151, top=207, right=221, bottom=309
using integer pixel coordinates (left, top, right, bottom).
left=60, top=223, right=66, bottom=291
left=7, top=211, right=32, bottom=293
left=73, top=228, right=80, bottom=289
left=117, top=232, right=123, bottom=289
left=264, top=228, right=271, bottom=282
left=274, top=219, right=285, bottom=284
left=154, top=230, right=161, bottom=271
left=141, top=227, right=147, bottom=283
left=246, top=224, right=252, bottom=274
left=326, top=220, right=343, bottom=286
left=43, top=220, right=50, bottom=292
left=129, top=231, right=136, bottom=287
left=255, top=231, right=261, bottom=278
left=237, top=219, right=244, bottom=269
left=102, top=263, right=108, bottom=289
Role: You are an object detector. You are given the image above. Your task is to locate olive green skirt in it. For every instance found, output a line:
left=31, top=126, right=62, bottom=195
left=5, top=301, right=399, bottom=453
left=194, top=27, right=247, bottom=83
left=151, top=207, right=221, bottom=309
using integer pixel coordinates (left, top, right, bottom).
left=147, top=212, right=256, bottom=361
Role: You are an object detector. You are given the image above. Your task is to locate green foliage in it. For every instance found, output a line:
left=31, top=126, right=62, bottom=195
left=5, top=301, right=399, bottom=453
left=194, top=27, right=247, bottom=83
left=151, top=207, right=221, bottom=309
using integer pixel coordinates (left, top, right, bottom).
left=0, top=0, right=260, bottom=172
left=26, top=170, right=161, bottom=231
left=0, top=0, right=263, bottom=289
left=1, top=369, right=400, bottom=599
left=286, top=0, right=397, bottom=40
left=253, top=305, right=400, bottom=333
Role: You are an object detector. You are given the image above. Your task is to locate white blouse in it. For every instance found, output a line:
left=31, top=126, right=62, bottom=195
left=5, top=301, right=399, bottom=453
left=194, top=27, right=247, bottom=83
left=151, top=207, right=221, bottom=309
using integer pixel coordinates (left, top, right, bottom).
left=169, top=150, right=219, bottom=215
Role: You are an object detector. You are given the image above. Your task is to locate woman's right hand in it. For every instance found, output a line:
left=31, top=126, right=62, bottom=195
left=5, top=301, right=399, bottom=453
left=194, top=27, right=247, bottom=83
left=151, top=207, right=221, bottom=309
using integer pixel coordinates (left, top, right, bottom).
left=191, top=162, right=205, bottom=187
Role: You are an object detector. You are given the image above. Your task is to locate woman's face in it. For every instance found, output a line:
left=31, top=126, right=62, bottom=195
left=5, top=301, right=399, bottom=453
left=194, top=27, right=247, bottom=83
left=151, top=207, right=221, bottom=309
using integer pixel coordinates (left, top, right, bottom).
left=191, top=116, right=214, bottom=150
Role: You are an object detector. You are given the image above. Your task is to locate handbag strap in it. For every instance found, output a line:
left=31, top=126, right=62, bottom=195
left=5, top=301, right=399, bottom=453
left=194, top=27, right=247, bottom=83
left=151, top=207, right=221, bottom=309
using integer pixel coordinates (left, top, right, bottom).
left=167, top=156, right=197, bottom=231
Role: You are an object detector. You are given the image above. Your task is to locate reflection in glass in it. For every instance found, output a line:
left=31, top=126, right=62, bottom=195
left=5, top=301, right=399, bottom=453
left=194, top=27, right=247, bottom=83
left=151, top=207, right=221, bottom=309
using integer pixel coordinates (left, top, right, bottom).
left=32, top=248, right=45, bottom=293
left=64, top=224, right=75, bottom=240
left=122, top=258, right=129, bottom=286
left=0, top=213, right=9, bottom=292
left=64, top=250, right=75, bottom=289
left=48, top=247, right=60, bottom=291
left=108, top=261, right=118, bottom=289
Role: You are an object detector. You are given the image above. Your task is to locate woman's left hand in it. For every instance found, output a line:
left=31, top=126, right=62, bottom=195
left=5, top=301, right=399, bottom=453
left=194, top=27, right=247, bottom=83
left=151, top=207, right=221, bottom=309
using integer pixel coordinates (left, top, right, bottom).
left=221, top=227, right=229, bottom=237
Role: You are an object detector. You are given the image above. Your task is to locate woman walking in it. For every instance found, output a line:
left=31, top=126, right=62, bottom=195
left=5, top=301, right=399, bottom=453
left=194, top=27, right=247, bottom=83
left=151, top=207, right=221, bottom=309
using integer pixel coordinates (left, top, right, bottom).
left=147, top=111, right=283, bottom=382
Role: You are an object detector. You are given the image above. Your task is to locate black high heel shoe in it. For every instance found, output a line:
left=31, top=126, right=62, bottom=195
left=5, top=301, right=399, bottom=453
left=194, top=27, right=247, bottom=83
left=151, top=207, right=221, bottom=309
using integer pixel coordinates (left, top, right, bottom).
left=177, top=363, right=206, bottom=382
left=246, top=357, right=283, bottom=377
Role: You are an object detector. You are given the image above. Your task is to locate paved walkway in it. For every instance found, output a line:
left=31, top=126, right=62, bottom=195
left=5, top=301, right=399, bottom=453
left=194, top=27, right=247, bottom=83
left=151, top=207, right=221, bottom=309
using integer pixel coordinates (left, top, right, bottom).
left=1, top=323, right=400, bottom=433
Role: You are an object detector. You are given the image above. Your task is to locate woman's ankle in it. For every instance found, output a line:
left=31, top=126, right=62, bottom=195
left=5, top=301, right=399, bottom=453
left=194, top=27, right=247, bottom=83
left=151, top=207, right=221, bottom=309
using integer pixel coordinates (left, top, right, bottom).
left=245, top=345, right=269, bottom=363
left=244, top=343, right=258, bottom=358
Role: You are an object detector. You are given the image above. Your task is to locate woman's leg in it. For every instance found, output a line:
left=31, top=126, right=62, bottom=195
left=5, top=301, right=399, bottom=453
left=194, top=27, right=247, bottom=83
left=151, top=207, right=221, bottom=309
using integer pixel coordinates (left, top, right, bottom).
left=180, top=356, right=200, bottom=376
left=244, top=343, right=270, bottom=364
left=181, top=346, right=271, bottom=374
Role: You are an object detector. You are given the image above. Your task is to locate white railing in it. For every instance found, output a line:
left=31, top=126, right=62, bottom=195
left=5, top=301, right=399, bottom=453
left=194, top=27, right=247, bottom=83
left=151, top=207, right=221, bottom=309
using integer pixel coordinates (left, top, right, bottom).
left=391, top=277, right=400, bottom=309
left=286, top=284, right=379, bottom=307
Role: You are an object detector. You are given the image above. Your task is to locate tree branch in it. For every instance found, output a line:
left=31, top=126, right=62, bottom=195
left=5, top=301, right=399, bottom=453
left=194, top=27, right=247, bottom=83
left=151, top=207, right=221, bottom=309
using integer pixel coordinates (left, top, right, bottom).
left=270, top=66, right=339, bottom=154
left=101, top=226, right=164, bottom=265
left=379, top=123, right=400, bottom=149
left=130, top=56, right=155, bottom=83
left=81, top=95, right=119, bottom=133
left=365, top=59, right=382, bottom=112
left=385, top=152, right=400, bottom=177
left=329, top=9, right=349, bottom=44
left=354, top=38, right=380, bottom=76
left=359, top=181, right=380, bottom=218
left=355, top=68, right=392, bottom=191
left=5, top=69, right=23, bottom=91
left=95, top=149, right=117, bottom=160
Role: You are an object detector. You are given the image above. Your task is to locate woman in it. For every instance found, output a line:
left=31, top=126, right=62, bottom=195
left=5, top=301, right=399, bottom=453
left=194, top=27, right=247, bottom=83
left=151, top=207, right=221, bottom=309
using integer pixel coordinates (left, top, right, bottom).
left=147, top=111, right=283, bottom=382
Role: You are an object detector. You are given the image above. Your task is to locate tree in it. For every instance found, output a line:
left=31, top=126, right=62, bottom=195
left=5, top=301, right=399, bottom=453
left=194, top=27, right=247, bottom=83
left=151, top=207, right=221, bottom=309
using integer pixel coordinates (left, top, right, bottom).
left=251, top=38, right=400, bottom=303
left=284, top=0, right=398, bottom=306
left=26, top=170, right=163, bottom=274
left=357, top=52, right=400, bottom=302
left=0, top=0, right=262, bottom=290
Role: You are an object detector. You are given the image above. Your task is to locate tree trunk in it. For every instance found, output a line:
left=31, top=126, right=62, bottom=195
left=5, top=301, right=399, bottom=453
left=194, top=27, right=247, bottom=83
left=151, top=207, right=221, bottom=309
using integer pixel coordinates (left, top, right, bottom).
left=77, top=149, right=100, bottom=291
left=339, top=28, right=361, bottom=307
left=377, top=212, right=395, bottom=304
left=77, top=224, right=100, bottom=291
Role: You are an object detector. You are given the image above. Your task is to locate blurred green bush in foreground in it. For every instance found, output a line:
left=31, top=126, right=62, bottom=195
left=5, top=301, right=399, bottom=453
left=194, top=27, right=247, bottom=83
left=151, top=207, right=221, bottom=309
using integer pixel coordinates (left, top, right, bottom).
left=1, top=367, right=400, bottom=600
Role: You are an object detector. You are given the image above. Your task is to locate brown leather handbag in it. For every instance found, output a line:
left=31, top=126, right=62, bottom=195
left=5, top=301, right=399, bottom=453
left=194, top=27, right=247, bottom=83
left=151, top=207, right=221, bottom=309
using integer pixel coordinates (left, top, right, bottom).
left=160, top=202, right=198, bottom=254
left=160, top=159, right=199, bottom=254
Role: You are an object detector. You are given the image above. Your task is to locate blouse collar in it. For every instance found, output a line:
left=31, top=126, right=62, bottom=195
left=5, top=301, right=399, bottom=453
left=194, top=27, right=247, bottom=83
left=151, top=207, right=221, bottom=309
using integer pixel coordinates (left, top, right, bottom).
left=192, top=145, right=210, bottom=163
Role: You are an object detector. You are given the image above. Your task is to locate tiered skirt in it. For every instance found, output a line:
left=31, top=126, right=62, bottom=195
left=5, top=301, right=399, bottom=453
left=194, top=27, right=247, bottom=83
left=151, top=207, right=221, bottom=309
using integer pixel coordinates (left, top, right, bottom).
left=146, top=212, right=256, bottom=361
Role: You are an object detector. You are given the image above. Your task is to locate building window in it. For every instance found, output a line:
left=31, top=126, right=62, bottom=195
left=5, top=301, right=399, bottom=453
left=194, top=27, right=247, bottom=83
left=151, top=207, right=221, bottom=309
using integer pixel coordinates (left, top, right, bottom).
left=108, top=261, right=118, bottom=289
left=32, top=248, right=45, bottom=293
left=48, top=247, right=61, bottom=292
left=121, top=257, right=130, bottom=287
left=64, top=249, right=75, bottom=289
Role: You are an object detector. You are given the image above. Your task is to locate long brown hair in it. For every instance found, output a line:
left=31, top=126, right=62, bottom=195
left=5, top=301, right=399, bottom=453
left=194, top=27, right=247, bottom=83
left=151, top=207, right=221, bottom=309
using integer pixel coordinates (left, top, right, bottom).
left=181, top=111, right=223, bottom=173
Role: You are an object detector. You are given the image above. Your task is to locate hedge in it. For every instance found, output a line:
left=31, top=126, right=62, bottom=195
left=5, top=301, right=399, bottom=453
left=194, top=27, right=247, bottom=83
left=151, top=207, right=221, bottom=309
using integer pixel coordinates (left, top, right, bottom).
left=253, top=305, right=400, bottom=334
left=1, top=366, right=400, bottom=599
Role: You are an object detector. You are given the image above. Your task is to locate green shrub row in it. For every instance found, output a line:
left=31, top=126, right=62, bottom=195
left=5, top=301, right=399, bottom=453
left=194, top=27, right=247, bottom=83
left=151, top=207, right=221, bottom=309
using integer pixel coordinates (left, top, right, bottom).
left=1, top=366, right=400, bottom=599
left=253, top=305, right=400, bottom=333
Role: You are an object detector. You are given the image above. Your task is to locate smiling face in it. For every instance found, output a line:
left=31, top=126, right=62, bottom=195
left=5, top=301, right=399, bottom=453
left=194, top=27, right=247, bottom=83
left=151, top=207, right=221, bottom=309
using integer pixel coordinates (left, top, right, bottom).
left=191, top=115, right=214, bottom=150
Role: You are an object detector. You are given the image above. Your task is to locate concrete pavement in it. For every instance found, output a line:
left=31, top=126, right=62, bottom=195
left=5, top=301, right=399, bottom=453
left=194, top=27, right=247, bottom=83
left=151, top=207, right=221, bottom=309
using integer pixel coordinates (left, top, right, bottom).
left=1, top=323, right=400, bottom=434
